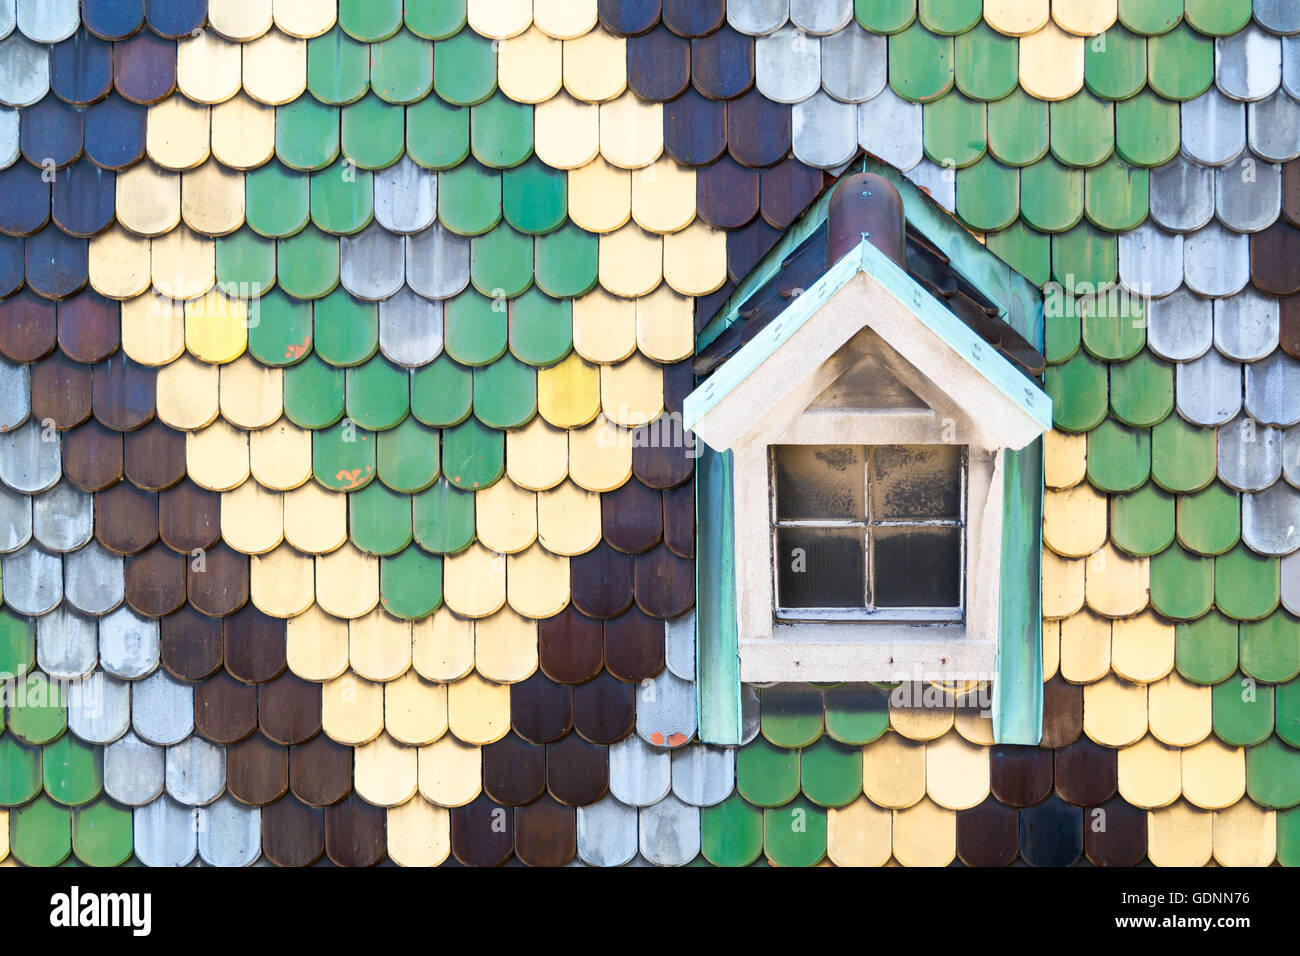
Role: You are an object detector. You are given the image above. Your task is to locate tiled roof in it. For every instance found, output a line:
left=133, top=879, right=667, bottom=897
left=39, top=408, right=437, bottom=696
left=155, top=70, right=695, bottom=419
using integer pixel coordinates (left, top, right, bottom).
left=0, top=0, right=1296, bottom=866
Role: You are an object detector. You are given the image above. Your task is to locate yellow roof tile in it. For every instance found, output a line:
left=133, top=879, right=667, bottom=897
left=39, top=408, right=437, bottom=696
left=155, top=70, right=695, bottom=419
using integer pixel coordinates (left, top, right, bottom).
left=475, top=478, right=538, bottom=554
left=315, top=543, right=381, bottom=619
left=1051, top=0, right=1116, bottom=36
left=1043, top=428, right=1086, bottom=489
left=1148, top=671, right=1211, bottom=747
left=1084, top=672, right=1148, bottom=747
left=89, top=228, right=152, bottom=301
left=535, top=0, right=598, bottom=39
left=350, top=609, right=413, bottom=683
left=1059, top=609, right=1110, bottom=683
left=250, top=417, right=313, bottom=490
left=211, top=93, right=277, bottom=170
left=889, top=697, right=954, bottom=741
left=636, top=275, right=693, bottom=364
left=187, top=418, right=251, bottom=490
left=1117, top=734, right=1181, bottom=808
left=1147, top=799, right=1213, bottom=866
left=1213, top=801, right=1276, bottom=867
left=447, top=673, right=511, bottom=745
left=412, top=608, right=476, bottom=683
left=567, top=416, right=633, bottom=492
left=954, top=707, right=995, bottom=745
left=355, top=732, right=419, bottom=807
left=157, top=351, right=220, bottom=429
left=1042, top=619, right=1061, bottom=680
left=180, top=160, right=245, bottom=236
left=1019, top=21, right=1084, bottom=101
left=467, top=0, right=532, bottom=38
left=283, top=481, right=347, bottom=553
left=600, top=352, right=664, bottom=427
left=475, top=607, right=540, bottom=683
left=1043, top=483, right=1107, bottom=557
left=536, top=480, right=602, bottom=556
left=663, top=219, right=727, bottom=296
left=387, top=797, right=451, bottom=867
left=506, top=415, right=569, bottom=491
left=534, top=92, right=600, bottom=169
left=1181, top=737, right=1245, bottom=810
left=1042, top=548, right=1084, bottom=619
left=1111, top=609, right=1174, bottom=684
left=152, top=226, right=216, bottom=300
left=505, top=546, right=569, bottom=621
left=322, top=670, right=385, bottom=745
left=891, top=797, right=956, bottom=866
left=563, top=28, right=627, bottom=103
left=219, top=354, right=282, bottom=428
left=221, top=479, right=284, bottom=554
left=177, top=30, right=243, bottom=105
left=600, top=92, right=663, bottom=170
left=1083, top=542, right=1148, bottom=618
left=863, top=732, right=927, bottom=809
left=418, top=736, right=482, bottom=807
left=147, top=96, right=211, bottom=172
left=498, top=26, right=563, bottom=105
left=250, top=543, right=315, bottom=617
left=573, top=287, right=637, bottom=363
left=598, top=225, right=662, bottom=298
left=984, top=0, right=1051, bottom=36
left=385, top=669, right=449, bottom=746
left=630, top=157, right=696, bottom=235
left=827, top=796, right=891, bottom=867
left=116, top=162, right=181, bottom=237
left=285, top=602, right=350, bottom=681
left=272, top=0, right=337, bottom=39
left=538, top=351, right=602, bottom=427
left=924, top=731, right=990, bottom=810
left=0, top=809, right=6, bottom=862
left=568, top=157, right=632, bottom=234
left=185, top=290, right=248, bottom=363
left=208, top=0, right=273, bottom=40
left=443, top=543, right=507, bottom=619
left=241, top=29, right=307, bottom=105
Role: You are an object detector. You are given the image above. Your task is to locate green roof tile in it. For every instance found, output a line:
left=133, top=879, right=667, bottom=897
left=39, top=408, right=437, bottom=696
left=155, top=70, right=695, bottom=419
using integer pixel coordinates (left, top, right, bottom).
left=922, top=91, right=986, bottom=168
left=275, top=95, right=341, bottom=172
left=534, top=222, right=600, bottom=299
left=701, top=793, right=764, bottom=867
left=1176, top=482, right=1240, bottom=556
left=246, top=160, right=310, bottom=239
left=763, top=796, right=827, bottom=866
left=314, top=289, right=379, bottom=367
left=1282, top=806, right=1300, bottom=866
left=1176, top=611, right=1239, bottom=685
left=71, top=800, right=133, bottom=867
left=307, top=28, right=370, bottom=106
left=986, top=88, right=1048, bottom=167
left=276, top=226, right=341, bottom=300
left=444, top=290, right=508, bottom=366
left=338, top=0, right=403, bottom=42
left=411, top=354, right=474, bottom=427
left=1183, top=0, right=1251, bottom=36
left=509, top=288, right=573, bottom=367
left=1151, top=413, right=1217, bottom=494
left=10, top=795, right=72, bottom=866
left=471, top=93, right=534, bottom=170
left=1149, top=544, right=1214, bottom=620
left=954, top=21, right=1017, bottom=101
left=1279, top=680, right=1300, bottom=749
left=1110, top=482, right=1175, bottom=557
left=413, top=479, right=476, bottom=554
left=345, top=356, right=410, bottom=431
left=371, top=30, right=433, bottom=105
left=377, top=415, right=441, bottom=492
left=988, top=220, right=1051, bottom=290
left=0, top=609, right=34, bottom=676
left=310, top=158, right=374, bottom=236
left=313, top=418, right=377, bottom=491
left=1052, top=222, right=1117, bottom=292
left=406, top=0, right=467, bottom=40
left=470, top=224, right=534, bottom=299
left=1118, top=0, right=1183, bottom=35
left=1109, top=351, right=1171, bottom=427
left=1215, top=545, right=1279, bottom=622
left=1050, top=92, right=1115, bottom=169
left=471, top=353, right=537, bottom=429
left=1212, top=673, right=1274, bottom=747
left=1147, top=23, right=1213, bottom=100
left=1082, top=295, right=1145, bottom=361
left=760, top=685, right=825, bottom=748
left=283, top=352, right=346, bottom=428
left=1084, top=23, right=1147, bottom=101
left=439, top=163, right=503, bottom=237
left=800, top=737, right=863, bottom=808
left=918, top=0, right=981, bottom=35
left=856, top=0, right=917, bottom=34
left=888, top=21, right=953, bottom=102
left=381, top=546, right=444, bottom=619
left=1086, top=419, right=1150, bottom=493
left=1240, top=614, right=1300, bottom=684
left=503, top=158, right=567, bottom=236
left=349, top=481, right=414, bottom=555
left=1084, top=156, right=1149, bottom=232
left=434, top=29, right=497, bottom=107
left=0, top=733, right=41, bottom=806
left=217, top=229, right=277, bottom=295
left=823, top=683, right=890, bottom=745
left=42, top=733, right=101, bottom=807
left=407, top=97, right=471, bottom=170
left=1045, top=350, right=1107, bottom=433
left=736, top=736, right=800, bottom=807
left=1021, top=155, right=1084, bottom=234
left=8, top=672, right=65, bottom=745
left=249, top=288, right=313, bottom=368
left=441, top=416, right=504, bottom=490
left=341, top=93, right=405, bottom=170
left=1246, top=737, right=1300, bottom=810
left=1115, top=89, right=1181, bottom=167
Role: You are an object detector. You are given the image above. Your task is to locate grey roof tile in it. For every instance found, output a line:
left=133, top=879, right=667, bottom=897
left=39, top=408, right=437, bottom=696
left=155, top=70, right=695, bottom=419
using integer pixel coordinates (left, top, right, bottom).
left=790, top=0, right=853, bottom=36
left=608, top=732, right=672, bottom=807
left=670, top=743, right=735, bottom=807
left=1255, top=0, right=1300, bottom=35
left=1214, top=158, right=1281, bottom=232
left=857, top=86, right=924, bottom=173
left=0, top=416, right=61, bottom=493
left=1245, top=349, right=1300, bottom=426
left=1214, top=288, right=1280, bottom=361
left=0, top=355, right=29, bottom=430
left=104, top=731, right=166, bottom=806
left=36, top=603, right=97, bottom=679
left=1216, top=25, right=1282, bottom=102
left=740, top=684, right=761, bottom=744
left=132, top=668, right=195, bottom=746
left=576, top=794, right=639, bottom=866
left=1217, top=414, right=1282, bottom=491
left=197, top=795, right=262, bottom=867
left=638, top=794, right=700, bottom=866
left=664, top=611, right=694, bottom=680
left=1183, top=221, right=1250, bottom=297
left=728, top=0, right=790, bottom=37
left=1118, top=222, right=1184, bottom=298
left=374, top=155, right=437, bottom=235
left=1285, top=36, right=1300, bottom=98
left=636, top=667, right=698, bottom=747
left=67, top=672, right=131, bottom=745
left=903, top=158, right=956, bottom=213
left=0, top=32, right=48, bottom=107
left=1176, top=348, right=1243, bottom=425
left=378, top=285, right=443, bottom=367
left=1181, top=88, right=1246, bottom=166
left=1285, top=425, right=1300, bottom=488
left=166, top=734, right=227, bottom=806
left=0, top=481, right=31, bottom=553
left=0, top=106, right=17, bottom=168
left=340, top=222, right=406, bottom=301
left=32, top=479, right=93, bottom=552
left=1242, top=482, right=1300, bottom=555
left=0, top=1, right=12, bottom=40
left=2, top=543, right=62, bottom=615
left=1147, top=286, right=1214, bottom=361
left=134, top=795, right=200, bottom=867
left=1248, top=90, right=1300, bottom=162
left=99, top=605, right=160, bottom=680
left=405, top=222, right=471, bottom=300
left=755, top=24, right=821, bottom=104
left=63, top=539, right=125, bottom=615
left=792, top=89, right=858, bottom=168
left=1149, top=155, right=1215, bottom=232
left=1282, top=549, right=1300, bottom=614
left=820, top=21, right=886, bottom=103
left=15, top=0, right=78, bottom=43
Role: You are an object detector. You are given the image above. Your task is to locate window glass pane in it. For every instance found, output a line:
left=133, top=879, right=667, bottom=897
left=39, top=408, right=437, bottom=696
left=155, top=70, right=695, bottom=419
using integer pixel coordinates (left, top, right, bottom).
left=772, top=445, right=866, bottom=520
left=775, top=527, right=865, bottom=608
left=871, top=527, right=961, bottom=607
left=871, top=445, right=962, bottom=520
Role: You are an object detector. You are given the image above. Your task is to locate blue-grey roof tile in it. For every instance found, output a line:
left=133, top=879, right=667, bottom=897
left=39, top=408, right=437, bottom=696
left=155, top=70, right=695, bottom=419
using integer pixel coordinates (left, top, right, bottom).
left=576, top=794, right=639, bottom=866
left=197, top=795, right=262, bottom=867
left=820, top=21, right=885, bottom=103
left=1245, top=349, right=1300, bottom=426
left=374, top=155, right=437, bottom=234
left=1242, top=482, right=1300, bottom=555
left=405, top=222, right=471, bottom=300
left=1176, top=348, right=1243, bottom=425
left=664, top=611, right=694, bottom=680
left=857, top=86, right=924, bottom=172
left=1149, top=155, right=1215, bottom=232
left=2, top=542, right=62, bottom=615
left=0, top=32, right=49, bottom=107
left=32, top=479, right=93, bottom=552
left=0, top=480, right=31, bottom=553
left=340, top=222, right=406, bottom=301
left=1180, top=88, right=1246, bottom=166
left=1247, top=90, right=1300, bottom=161
left=378, top=285, right=443, bottom=367
left=1183, top=221, right=1250, bottom=296
left=1214, top=288, right=1280, bottom=361
left=98, top=604, right=160, bottom=680
left=755, top=24, right=820, bottom=104
left=670, top=743, right=734, bottom=807
left=1119, top=222, right=1184, bottom=298
left=134, top=795, right=200, bottom=867
left=132, top=668, right=195, bottom=746
left=792, top=89, right=858, bottom=168
left=639, top=794, right=700, bottom=866
left=67, top=672, right=130, bottom=745
left=166, top=734, right=226, bottom=806
left=104, top=731, right=165, bottom=806
left=36, top=603, right=97, bottom=678
left=0, top=416, right=61, bottom=493
left=1148, top=286, right=1214, bottom=361
left=1216, top=25, right=1282, bottom=102
left=15, top=0, right=79, bottom=44
left=1214, top=158, right=1281, bottom=232
left=728, top=0, right=790, bottom=38
left=636, top=667, right=698, bottom=747
left=1217, top=414, right=1282, bottom=491
left=608, top=732, right=672, bottom=807
left=62, top=538, right=124, bottom=615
